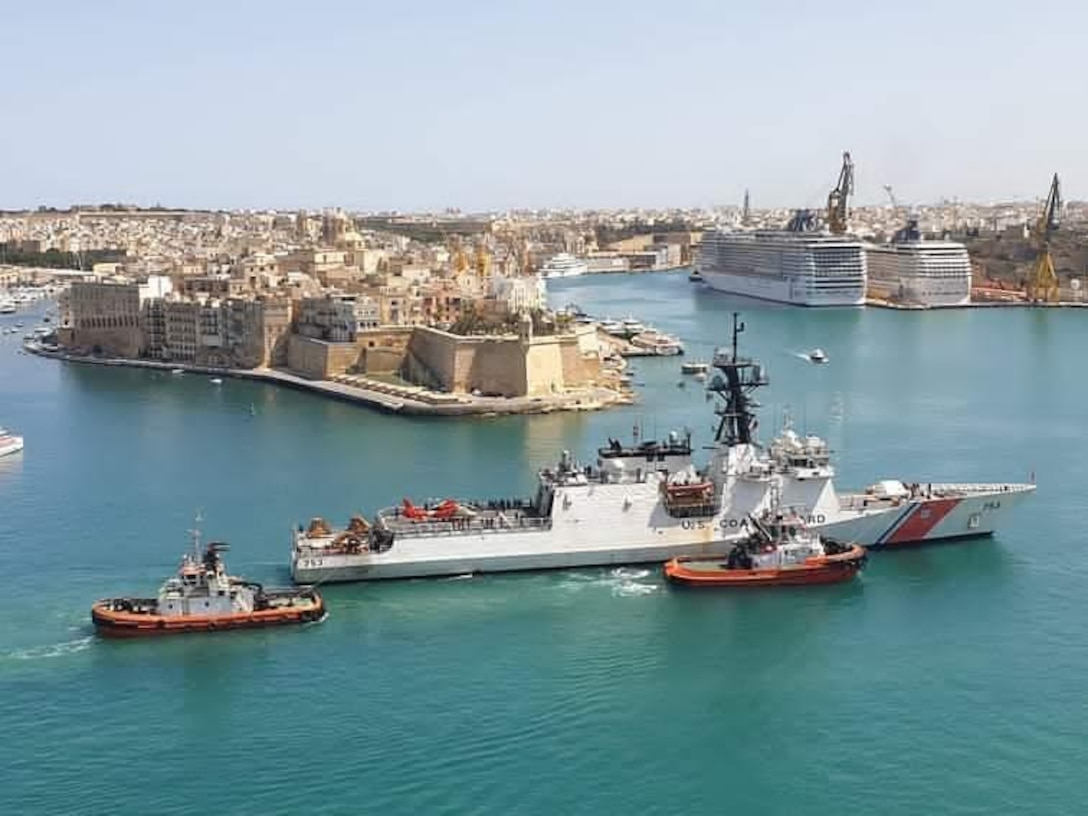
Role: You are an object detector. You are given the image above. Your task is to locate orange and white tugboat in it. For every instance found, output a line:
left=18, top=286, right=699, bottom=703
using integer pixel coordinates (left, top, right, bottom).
left=92, top=520, right=325, bottom=637
left=664, top=504, right=867, bottom=588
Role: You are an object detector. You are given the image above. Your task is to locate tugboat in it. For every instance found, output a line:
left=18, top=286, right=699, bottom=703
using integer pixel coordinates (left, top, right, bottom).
left=92, top=520, right=325, bottom=637
left=663, top=505, right=866, bottom=587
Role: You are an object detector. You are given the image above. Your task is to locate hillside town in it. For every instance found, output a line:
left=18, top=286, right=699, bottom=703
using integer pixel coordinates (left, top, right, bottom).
left=1, top=194, right=1085, bottom=413
left=0, top=207, right=703, bottom=413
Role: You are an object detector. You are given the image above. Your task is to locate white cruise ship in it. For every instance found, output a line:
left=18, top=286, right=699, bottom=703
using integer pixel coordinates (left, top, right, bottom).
left=540, top=253, right=589, bottom=279
left=866, top=219, right=972, bottom=307
left=697, top=227, right=868, bottom=307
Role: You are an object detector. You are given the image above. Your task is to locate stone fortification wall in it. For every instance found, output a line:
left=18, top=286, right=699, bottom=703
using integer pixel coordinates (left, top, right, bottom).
left=287, top=335, right=361, bottom=380
left=404, top=326, right=600, bottom=398
left=356, top=327, right=412, bottom=375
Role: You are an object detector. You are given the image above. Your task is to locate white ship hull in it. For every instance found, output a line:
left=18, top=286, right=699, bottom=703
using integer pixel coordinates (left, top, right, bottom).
left=292, top=481, right=1035, bottom=583
left=820, top=484, right=1034, bottom=547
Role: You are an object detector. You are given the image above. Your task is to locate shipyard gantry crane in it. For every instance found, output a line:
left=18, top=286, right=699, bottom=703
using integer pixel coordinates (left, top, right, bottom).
left=826, top=151, right=854, bottom=235
left=1026, top=173, right=1062, bottom=303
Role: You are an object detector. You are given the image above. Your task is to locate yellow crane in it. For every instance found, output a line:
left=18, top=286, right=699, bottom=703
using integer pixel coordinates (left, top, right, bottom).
left=1026, top=173, right=1061, bottom=303
left=450, top=236, right=469, bottom=276
left=826, top=151, right=854, bottom=235
left=474, top=241, right=492, bottom=279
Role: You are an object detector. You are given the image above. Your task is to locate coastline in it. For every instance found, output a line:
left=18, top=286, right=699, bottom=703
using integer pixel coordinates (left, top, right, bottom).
left=22, top=342, right=631, bottom=417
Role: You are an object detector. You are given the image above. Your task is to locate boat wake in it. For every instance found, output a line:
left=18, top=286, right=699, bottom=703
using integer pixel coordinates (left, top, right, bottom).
left=3, top=636, right=93, bottom=662
left=557, top=567, right=659, bottom=598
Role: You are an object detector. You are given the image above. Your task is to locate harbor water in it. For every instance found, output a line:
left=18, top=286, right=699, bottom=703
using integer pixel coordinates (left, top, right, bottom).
left=1, top=272, right=1086, bottom=813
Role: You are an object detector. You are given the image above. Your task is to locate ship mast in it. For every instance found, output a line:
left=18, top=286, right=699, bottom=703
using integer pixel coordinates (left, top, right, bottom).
left=709, top=313, right=769, bottom=446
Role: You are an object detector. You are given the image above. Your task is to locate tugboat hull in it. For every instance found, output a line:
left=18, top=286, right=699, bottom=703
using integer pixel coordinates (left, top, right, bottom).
left=663, top=545, right=867, bottom=587
left=91, top=596, right=326, bottom=638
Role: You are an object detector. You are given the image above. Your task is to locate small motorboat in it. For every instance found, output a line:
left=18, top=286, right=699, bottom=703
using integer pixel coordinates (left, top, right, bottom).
left=688, top=270, right=704, bottom=283
left=171, top=368, right=185, bottom=375
left=91, top=520, right=325, bottom=638
left=210, top=378, right=223, bottom=385
left=0, top=426, right=24, bottom=458
left=664, top=508, right=866, bottom=588
left=807, top=348, right=828, bottom=364
left=680, top=361, right=709, bottom=375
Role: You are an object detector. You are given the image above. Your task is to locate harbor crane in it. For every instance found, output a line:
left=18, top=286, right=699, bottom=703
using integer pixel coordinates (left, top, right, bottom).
left=826, top=151, right=854, bottom=234
left=883, top=184, right=900, bottom=211
left=884, top=184, right=920, bottom=242
left=1026, top=173, right=1062, bottom=303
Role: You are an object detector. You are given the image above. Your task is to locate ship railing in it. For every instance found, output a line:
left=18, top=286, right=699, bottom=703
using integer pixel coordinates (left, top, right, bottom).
left=908, top=482, right=1034, bottom=497
left=375, top=511, right=553, bottom=538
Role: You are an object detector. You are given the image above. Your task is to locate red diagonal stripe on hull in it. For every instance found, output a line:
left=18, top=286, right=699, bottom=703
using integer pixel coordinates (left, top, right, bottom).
left=886, top=498, right=962, bottom=545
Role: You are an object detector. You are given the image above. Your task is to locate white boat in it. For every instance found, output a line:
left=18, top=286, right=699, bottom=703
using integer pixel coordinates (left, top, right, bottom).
left=807, top=348, right=828, bottom=363
left=540, top=253, right=589, bottom=279
left=630, top=329, right=684, bottom=356
left=866, top=218, right=972, bottom=307
left=0, top=294, right=15, bottom=314
left=291, top=314, right=1035, bottom=583
left=681, top=361, right=710, bottom=375
left=620, top=317, right=645, bottom=337
left=598, top=319, right=625, bottom=336
left=210, top=378, right=223, bottom=385
left=171, top=368, right=185, bottom=375
left=0, top=427, right=24, bottom=457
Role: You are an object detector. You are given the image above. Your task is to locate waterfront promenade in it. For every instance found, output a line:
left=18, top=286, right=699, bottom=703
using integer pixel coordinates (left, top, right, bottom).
left=22, top=342, right=628, bottom=417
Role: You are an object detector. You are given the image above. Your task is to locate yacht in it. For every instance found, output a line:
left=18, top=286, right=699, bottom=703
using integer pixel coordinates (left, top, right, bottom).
left=630, top=329, right=684, bottom=356
left=0, top=294, right=15, bottom=314
left=540, top=253, right=589, bottom=279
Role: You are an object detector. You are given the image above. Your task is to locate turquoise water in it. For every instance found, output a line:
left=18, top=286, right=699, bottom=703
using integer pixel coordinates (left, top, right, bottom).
left=2, top=273, right=1086, bottom=813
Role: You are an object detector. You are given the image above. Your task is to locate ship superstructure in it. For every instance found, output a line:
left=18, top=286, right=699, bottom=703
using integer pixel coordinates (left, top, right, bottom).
left=292, top=315, right=1034, bottom=583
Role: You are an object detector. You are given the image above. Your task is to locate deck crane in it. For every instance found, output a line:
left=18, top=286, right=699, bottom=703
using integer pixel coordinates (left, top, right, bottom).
left=1026, top=173, right=1062, bottom=303
left=826, top=152, right=854, bottom=234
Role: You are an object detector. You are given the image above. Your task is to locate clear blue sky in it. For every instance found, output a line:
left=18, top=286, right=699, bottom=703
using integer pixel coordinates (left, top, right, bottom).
left=2, top=0, right=1083, bottom=212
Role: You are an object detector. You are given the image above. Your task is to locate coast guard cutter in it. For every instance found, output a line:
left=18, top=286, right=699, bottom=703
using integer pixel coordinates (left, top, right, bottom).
left=292, top=315, right=1034, bottom=582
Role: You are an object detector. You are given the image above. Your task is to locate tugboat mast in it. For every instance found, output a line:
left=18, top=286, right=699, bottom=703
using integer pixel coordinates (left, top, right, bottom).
left=709, top=313, right=768, bottom=447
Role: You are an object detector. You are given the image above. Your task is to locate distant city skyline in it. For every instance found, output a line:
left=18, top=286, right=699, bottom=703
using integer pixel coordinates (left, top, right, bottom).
left=2, top=0, right=1085, bottom=212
